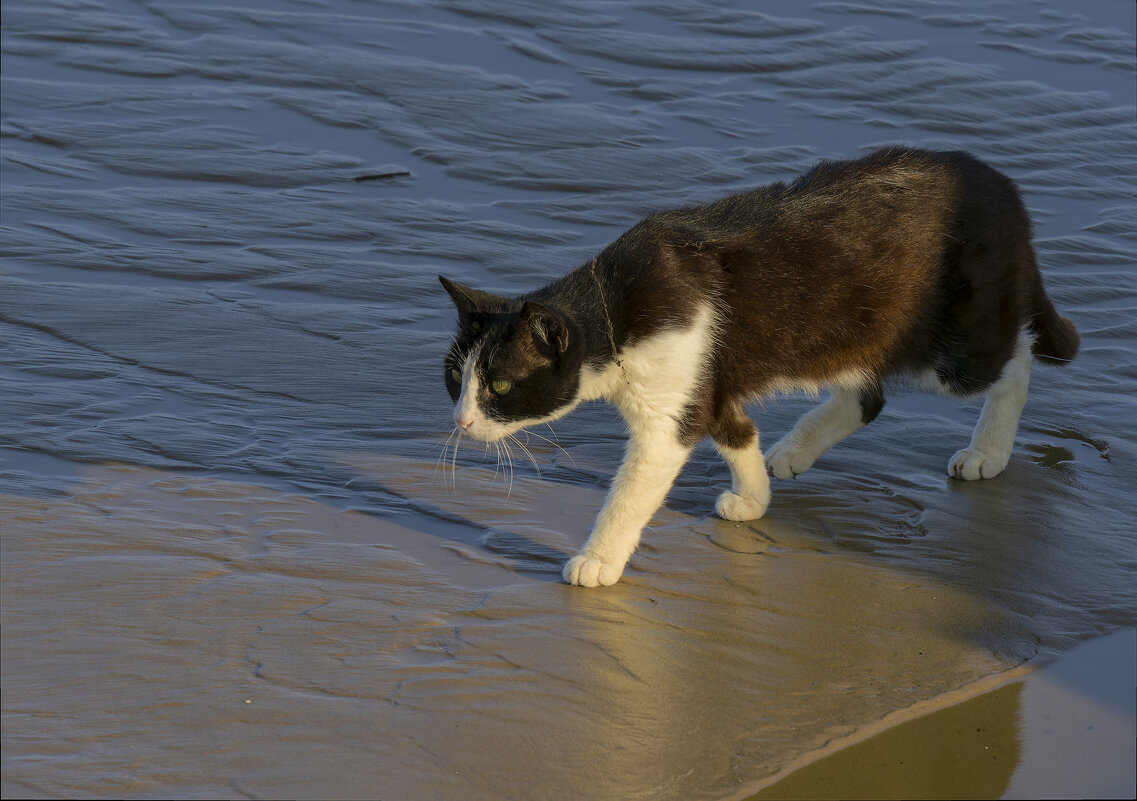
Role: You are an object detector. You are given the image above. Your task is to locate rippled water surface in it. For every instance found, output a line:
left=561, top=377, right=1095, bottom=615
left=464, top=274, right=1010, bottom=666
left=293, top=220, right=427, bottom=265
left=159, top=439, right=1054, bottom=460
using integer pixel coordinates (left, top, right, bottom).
left=2, top=1, right=1135, bottom=798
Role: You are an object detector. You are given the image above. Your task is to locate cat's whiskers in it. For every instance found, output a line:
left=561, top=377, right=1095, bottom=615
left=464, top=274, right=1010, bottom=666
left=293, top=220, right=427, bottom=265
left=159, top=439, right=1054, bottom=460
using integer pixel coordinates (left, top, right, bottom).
left=507, top=433, right=541, bottom=477
left=434, top=424, right=568, bottom=494
left=490, top=439, right=504, bottom=481
left=432, top=431, right=449, bottom=471
left=526, top=426, right=577, bottom=468
left=497, top=436, right=515, bottom=497
left=450, top=429, right=463, bottom=490
left=433, top=428, right=459, bottom=489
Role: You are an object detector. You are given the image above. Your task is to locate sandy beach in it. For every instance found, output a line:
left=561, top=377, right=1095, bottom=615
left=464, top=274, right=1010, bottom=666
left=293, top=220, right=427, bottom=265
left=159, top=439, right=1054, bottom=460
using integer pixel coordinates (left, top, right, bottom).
left=2, top=0, right=1135, bottom=798
left=746, top=627, right=1135, bottom=799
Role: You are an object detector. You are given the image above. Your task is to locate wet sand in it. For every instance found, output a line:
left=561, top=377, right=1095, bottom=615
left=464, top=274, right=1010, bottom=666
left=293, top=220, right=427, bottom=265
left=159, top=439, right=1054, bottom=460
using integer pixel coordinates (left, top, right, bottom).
left=2, top=0, right=1136, bottom=798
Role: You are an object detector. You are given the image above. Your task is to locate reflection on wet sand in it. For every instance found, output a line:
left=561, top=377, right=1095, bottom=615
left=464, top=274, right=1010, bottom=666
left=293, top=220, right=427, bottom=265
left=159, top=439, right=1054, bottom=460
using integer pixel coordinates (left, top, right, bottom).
left=0, top=459, right=1040, bottom=798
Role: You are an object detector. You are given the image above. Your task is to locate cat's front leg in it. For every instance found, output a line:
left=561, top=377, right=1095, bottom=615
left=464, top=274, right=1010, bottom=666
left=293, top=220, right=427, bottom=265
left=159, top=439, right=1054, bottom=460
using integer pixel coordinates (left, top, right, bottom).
left=563, top=432, right=693, bottom=587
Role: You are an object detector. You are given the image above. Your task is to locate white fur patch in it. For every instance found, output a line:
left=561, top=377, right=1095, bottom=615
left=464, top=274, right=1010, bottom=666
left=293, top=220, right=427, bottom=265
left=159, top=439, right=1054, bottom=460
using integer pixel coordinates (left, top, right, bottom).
left=579, top=305, right=718, bottom=428
left=765, top=387, right=867, bottom=480
left=949, top=329, right=1033, bottom=480
left=453, top=343, right=488, bottom=433
left=762, top=367, right=873, bottom=400
left=564, top=305, right=717, bottom=586
left=761, top=368, right=876, bottom=480
left=714, top=438, right=770, bottom=521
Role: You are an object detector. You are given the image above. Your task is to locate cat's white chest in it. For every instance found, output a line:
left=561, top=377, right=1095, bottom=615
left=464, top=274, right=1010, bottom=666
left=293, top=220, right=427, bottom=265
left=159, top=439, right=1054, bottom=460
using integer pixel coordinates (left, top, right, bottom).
left=582, top=304, right=718, bottom=433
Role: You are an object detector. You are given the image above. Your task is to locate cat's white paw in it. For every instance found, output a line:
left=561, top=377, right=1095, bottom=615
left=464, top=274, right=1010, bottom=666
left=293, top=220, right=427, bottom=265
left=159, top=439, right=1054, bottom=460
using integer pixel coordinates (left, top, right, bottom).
left=765, top=438, right=816, bottom=480
left=948, top=448, right=1010, bottom=480
left=563, top=552, right=625, bottom=587
left=715, top=491, right=767, bottom=522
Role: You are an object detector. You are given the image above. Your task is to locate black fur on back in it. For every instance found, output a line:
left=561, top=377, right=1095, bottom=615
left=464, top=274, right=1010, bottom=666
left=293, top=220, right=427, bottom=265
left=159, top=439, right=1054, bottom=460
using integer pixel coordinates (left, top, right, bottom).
left=441, top=147, right=1077, bottom=447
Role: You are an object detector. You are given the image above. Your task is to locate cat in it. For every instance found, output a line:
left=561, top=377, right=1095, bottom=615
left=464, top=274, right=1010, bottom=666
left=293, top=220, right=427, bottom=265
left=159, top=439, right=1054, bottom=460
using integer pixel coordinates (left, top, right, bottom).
left=439, top=147, right=1079, bottom=588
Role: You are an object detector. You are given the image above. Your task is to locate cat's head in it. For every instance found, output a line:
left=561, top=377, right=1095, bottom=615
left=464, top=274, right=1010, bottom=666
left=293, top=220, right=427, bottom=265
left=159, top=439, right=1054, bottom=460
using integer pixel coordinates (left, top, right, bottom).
left=440, top=276, right=584, bottom=441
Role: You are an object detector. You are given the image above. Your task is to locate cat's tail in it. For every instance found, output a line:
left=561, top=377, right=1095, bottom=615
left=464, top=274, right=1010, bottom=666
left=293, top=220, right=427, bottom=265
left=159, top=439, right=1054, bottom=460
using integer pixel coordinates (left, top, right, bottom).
left=1027, top=265, right=1079, bottom=366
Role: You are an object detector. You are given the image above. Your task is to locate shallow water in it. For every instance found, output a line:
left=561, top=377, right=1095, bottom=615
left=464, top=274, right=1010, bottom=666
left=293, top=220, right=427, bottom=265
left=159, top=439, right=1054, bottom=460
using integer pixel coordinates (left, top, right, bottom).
left=2, top=0, right=1135, bottom=798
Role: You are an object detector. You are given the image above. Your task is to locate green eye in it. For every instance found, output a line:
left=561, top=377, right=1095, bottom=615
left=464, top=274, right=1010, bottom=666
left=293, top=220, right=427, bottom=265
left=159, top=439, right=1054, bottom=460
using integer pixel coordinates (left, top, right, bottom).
left=491, top=378, right=512, bottom=395
left=449, top=368, right=462, bottom=384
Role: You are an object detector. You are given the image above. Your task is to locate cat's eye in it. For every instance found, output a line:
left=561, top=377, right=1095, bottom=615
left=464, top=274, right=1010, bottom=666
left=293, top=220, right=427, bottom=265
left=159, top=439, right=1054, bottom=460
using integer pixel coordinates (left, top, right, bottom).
left=491, top=378, right=512, bottom=395
left=449, top=368, right=462, bottom=384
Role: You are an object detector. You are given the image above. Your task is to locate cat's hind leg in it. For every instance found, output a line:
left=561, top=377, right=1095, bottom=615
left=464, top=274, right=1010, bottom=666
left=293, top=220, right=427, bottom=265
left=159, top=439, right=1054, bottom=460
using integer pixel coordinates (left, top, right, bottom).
left=765, top=381, right=883, bottom=480
left=948, top=331, right=1032, bottom=480
left=710, top=410, right=770, bottom=522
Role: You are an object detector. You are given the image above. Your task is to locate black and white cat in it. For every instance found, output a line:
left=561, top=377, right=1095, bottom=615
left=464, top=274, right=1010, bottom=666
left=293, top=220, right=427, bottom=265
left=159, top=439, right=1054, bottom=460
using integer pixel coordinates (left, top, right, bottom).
left=440, top=148, right=1079, bottom=587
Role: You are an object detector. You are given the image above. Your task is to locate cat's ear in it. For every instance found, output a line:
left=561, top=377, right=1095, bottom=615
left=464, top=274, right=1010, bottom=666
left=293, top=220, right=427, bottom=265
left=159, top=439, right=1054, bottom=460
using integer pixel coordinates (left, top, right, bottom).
left=439, top=275, right=498, bottom=330
left=519, top=302, right=570, bottom=356
left=439, top=276, right=480, bottom=315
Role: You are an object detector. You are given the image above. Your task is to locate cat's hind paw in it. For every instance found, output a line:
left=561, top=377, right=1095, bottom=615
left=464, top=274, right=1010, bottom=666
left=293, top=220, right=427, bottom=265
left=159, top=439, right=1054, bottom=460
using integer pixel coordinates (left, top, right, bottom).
left=765, top=438, right=816, bottom=480
left=563, top=552, right=624, bottom=587
left=948, top=447, right=1010, bottom=480
left=715, top=491, right=767, bottom=522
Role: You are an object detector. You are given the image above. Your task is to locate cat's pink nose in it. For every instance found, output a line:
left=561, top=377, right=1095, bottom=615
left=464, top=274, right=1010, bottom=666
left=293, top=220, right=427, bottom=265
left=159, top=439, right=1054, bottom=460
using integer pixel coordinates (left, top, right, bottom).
left=455, top=415, right=473, bottom=431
